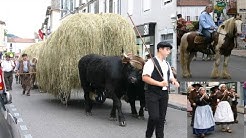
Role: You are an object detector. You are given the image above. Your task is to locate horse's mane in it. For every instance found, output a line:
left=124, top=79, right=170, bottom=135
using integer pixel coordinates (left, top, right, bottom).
left=218, top=17, right=235, bottom=37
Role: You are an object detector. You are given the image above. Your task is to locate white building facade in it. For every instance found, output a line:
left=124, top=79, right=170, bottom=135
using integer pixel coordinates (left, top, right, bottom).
left=120, top=0, right=177, bottom=69
left=177, top=6, right=205, bottom=21
left=0, top=21, right=7, bottom=52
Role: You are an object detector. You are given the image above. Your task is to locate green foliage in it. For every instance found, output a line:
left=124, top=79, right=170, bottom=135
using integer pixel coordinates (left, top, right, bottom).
left=4, top=52, right=15, bottom=58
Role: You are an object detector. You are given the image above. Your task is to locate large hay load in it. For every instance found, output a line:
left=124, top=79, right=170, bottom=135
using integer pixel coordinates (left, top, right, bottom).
left=21, top=41, right=45, bottom=60
left=36, top=13, right=137, bottom=102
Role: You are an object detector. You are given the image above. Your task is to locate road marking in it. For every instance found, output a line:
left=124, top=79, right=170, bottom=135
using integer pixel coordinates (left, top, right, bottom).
left=14, top=113, right=20, bottom=117
left=12, top=108, right=17, bottom=111
left=17, top=118, right=23, bottom=123
left=20, top=125, right=28, bottom=131
left=24, top=134, right=32, bottom=138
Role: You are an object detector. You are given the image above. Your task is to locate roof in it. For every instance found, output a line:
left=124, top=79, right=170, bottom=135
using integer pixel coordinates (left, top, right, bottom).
left=177, top=0, right=210, bottom=6
left=7, top=38, right=35, bottom=43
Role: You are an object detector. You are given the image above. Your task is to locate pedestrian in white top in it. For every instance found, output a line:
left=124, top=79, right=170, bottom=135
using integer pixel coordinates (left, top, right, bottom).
left=1, top=55, right=15, bottom=91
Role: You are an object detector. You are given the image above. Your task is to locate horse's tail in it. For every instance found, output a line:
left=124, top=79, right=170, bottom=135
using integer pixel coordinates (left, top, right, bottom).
left=180, top=33, right=189, bottom=68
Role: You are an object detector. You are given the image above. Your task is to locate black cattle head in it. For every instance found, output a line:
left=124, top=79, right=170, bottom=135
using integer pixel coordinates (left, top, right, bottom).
left=122, top=53, right=145, bottom=84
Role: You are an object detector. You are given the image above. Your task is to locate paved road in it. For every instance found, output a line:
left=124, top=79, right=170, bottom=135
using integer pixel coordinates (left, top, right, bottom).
left=187, top=113, right=244, bottom=138
left=244, top=115, right=246, bottom=137
left=6, top=83, right=187, bottom=138
left=177, top=54, right=246, bottom=81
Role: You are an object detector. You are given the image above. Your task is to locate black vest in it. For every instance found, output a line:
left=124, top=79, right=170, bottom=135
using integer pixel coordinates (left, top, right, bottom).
left=146, top=57, right=170, bottom=94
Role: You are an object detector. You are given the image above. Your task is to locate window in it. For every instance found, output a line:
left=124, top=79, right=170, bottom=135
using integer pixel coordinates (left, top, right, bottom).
left=187, top=16, right=190, bottom=21
left=70, top=0, right=74, bottom=12
left=109, top=0, right=113, bottom=13
left=94, top=0, right=99, bottom=13
left=128, top=0, right=133, bottom=15
left=104, top=0, right=107, bottom=13
left=117, top=0, right=121, bottom=14
left=60, top=0, right=67, bottom=17
left=195, top=16, right=198, bottom=21
left=61, top=0, right=75, bottom=18
left=161, top=33, right=173, bottom=41
left=89, top=2, right=95, bottom=13
left=113, top=0, right=117, bottom=14
left=143, top=0, right=150, bottom=12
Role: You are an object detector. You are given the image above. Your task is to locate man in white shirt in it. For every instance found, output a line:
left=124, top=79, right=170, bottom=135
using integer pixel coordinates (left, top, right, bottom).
left=1, top=55, right=15, bottom=91
left=142, top=42, right=179, bottom=138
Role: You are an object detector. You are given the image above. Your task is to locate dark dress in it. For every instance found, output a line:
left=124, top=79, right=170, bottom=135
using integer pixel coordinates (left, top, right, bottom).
left=193, top=94, right=215, bottom=135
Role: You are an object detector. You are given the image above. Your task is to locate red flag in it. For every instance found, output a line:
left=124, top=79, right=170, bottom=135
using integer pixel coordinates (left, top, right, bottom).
left=38, top=29, right=44, bottom=40
left=0, top=68, right=4, bottom=90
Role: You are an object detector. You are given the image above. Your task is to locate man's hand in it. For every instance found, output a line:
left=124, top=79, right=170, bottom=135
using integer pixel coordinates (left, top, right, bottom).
left=15, top=70, right=19, bottom=76
left=172, top=81, right=180, bottom=88
left=192, top=103, right=196, bottom=106
left=210, top=26, right=215, bottom=30
left=158, top=81, right=169, bottom=87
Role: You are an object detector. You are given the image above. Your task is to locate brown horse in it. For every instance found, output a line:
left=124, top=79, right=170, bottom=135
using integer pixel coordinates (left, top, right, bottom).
left=180, top=17, right=242, bottom=79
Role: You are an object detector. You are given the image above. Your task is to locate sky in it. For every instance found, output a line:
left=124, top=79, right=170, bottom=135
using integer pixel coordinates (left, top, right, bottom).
left=0, top=0, right=51, bottom=38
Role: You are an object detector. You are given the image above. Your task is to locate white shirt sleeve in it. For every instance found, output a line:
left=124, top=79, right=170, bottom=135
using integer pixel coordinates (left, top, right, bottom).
left=11, top=61, right=15, bottom=67
left=167, top=62, right=174, bottom=80
left=1, top=61, right=4, bottom=68
left=142, top=59, right=154, bottom=77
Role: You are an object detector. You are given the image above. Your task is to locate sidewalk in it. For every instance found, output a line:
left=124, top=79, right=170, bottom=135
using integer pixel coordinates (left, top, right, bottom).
left=231, top=49, right=246, bottom=58
left=168, top=93, right=244, bottom=114
left=168, top=93, right=187, bottom=111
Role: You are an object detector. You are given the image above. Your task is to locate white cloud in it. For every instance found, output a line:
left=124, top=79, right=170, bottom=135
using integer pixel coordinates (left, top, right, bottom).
left=0, top=0, right=51, bottom=38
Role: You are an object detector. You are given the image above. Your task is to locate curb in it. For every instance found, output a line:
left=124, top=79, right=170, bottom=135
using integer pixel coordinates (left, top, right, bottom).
left=231, top=54, right=246, bottom=58
left=168, top=102, right=187, bottom=111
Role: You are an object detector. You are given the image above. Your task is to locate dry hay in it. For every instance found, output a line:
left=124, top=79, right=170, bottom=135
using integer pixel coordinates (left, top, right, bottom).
left=21, top=41, right=45, bottom=60
left=36, top=13, right=137, bottom=101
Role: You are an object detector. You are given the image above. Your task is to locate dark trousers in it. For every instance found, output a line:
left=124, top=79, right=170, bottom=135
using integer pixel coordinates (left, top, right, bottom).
left=191, top=106, right=196, bottom=125
left=231, top=103, right=238, bottom=121
left=4, top=71, right=13, bottom=90
left=20, top=74, right=32, bottom=94
left=145, top=90, right=168, bottom=138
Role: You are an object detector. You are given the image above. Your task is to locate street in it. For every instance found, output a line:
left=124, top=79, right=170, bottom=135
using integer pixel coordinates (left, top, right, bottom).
left=177, top=54, right=246, bottom=81
left=244, top=115, right=246, bottom=137
left=187, top=113, right=244, bottom=138
left=6, top=82, right=187, bottom=138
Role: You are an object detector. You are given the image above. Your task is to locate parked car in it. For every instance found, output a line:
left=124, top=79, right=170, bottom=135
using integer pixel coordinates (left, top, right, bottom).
left=0, top=68, right=21, bottom=138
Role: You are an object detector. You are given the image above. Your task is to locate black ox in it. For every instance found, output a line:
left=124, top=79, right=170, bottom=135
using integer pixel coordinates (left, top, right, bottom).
left=124, top=78, right=145, bottom=119
left=78, top=54, right=145, bottom=126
